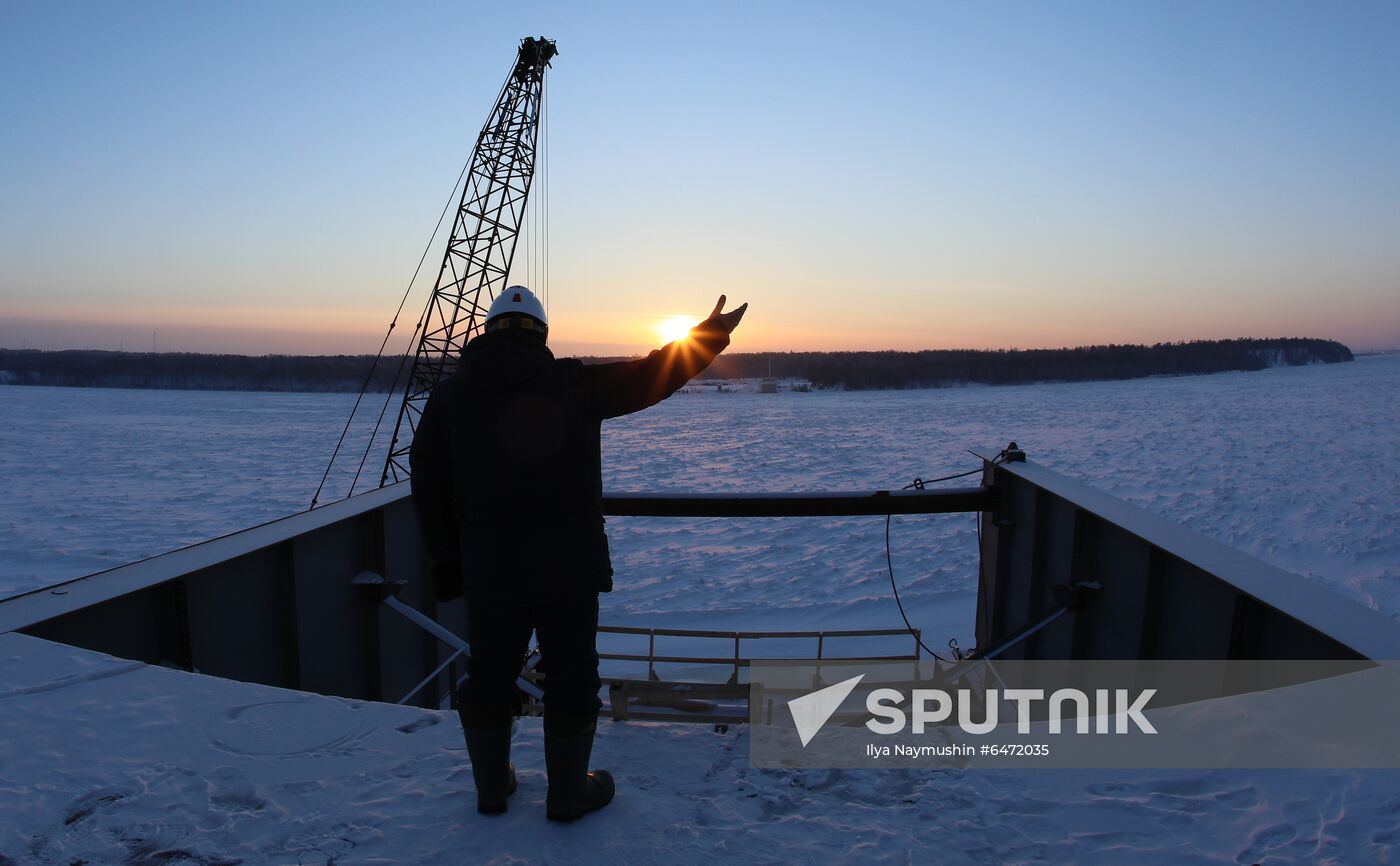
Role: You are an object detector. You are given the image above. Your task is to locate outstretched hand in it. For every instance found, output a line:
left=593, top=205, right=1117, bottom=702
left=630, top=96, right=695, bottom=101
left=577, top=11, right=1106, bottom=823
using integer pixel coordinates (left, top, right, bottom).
left=700, top=294, right=748, bottom=335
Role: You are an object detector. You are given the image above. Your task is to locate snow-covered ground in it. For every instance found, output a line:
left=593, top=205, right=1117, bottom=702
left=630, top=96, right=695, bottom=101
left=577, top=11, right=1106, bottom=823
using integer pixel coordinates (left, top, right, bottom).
left=2, top=355, right=1399, bottom=864
left=5, top=632, right=1398, bottom=865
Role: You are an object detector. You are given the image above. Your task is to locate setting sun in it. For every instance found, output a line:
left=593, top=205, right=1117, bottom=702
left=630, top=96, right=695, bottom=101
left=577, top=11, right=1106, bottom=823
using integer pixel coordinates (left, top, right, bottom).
left=655, top=315, right=694, bottom=345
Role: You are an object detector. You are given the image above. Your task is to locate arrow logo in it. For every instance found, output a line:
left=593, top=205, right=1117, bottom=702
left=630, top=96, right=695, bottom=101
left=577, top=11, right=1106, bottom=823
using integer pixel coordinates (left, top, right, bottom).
left=787, top=674, right=865, bottom=747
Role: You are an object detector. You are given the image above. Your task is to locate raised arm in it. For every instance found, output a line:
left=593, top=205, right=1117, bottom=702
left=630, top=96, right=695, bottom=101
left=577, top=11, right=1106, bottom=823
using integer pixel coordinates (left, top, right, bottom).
left=582, top=295, right=748, bottom=420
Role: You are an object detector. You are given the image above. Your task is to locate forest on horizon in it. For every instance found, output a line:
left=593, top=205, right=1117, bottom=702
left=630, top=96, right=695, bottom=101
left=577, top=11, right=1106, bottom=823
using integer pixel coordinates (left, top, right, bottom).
left=0, top=338, right=1355, bottom=394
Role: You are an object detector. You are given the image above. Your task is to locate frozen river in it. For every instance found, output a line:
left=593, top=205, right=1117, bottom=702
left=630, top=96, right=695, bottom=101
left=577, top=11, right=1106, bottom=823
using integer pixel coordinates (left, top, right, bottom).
left=3, top=354, right=1398, bottom=644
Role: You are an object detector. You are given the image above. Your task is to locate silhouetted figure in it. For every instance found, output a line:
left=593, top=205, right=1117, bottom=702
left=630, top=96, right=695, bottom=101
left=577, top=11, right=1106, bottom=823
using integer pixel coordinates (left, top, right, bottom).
left=410, top=286, right=746, bottom=820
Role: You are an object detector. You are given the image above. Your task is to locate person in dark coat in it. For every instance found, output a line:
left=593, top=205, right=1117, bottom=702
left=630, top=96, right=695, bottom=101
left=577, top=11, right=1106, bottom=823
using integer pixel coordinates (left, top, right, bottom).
left=409, top=285, right=746, bottom=820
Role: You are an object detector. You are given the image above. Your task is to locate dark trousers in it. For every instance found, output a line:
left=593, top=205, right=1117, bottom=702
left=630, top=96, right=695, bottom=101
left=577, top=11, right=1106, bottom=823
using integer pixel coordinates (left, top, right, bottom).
left=457, top=596, right=603, bottom=717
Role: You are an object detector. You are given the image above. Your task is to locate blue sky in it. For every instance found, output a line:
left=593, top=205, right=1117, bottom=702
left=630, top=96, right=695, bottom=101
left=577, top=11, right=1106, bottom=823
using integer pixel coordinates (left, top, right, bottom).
left=2, top=1, right=1398, bottom=355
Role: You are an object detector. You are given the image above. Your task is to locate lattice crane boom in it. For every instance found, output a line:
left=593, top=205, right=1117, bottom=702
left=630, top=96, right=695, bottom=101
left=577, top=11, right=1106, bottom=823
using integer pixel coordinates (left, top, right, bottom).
left=381, top=36, right=556, bottom=485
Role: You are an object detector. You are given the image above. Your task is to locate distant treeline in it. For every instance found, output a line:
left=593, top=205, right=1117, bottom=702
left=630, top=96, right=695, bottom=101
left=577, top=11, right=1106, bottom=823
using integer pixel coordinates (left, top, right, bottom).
left=0, top=350, right=410, bottom=393
left=0, top=338, right=1353, bottom=394
left=699, top=338, right=1354, bottom=390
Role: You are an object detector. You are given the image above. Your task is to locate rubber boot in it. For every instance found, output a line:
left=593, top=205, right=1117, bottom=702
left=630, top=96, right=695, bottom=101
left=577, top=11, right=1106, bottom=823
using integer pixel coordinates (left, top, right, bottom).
left=544, top=710, right=615, bottom=822
left=459, top=703, right=518, bottom=815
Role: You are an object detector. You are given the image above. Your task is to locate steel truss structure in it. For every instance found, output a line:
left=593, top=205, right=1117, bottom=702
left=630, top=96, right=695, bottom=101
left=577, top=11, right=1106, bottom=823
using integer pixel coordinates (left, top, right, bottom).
left=381, top=36, right=556, bottom=484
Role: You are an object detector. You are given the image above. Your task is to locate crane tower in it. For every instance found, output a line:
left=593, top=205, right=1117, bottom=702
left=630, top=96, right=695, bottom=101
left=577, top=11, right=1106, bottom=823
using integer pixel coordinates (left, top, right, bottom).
left=381, top=37, right=556, bottom=485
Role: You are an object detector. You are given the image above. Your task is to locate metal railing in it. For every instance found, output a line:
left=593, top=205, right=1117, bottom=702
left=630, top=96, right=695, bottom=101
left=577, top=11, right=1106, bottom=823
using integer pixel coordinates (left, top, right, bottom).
left=602, top=486, right=992, bottom=518
left=595, top=624, right=924, bottom=685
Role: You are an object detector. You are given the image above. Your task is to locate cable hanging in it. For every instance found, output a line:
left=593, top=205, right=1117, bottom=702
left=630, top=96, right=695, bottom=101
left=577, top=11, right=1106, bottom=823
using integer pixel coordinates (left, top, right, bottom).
left=542, top=71, right=550, bottom=315
left=883, top=460, right=1001, bottom=662
left=309, top=154, right=474, bottom=508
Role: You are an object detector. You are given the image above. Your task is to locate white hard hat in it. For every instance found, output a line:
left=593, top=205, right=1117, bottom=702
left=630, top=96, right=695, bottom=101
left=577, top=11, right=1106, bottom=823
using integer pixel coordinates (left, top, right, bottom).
left=484, top=285, right=548, bottom=335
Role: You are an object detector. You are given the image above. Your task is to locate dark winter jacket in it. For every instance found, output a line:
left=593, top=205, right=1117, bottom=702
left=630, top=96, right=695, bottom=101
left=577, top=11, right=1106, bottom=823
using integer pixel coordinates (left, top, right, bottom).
left=409, top=325, right=730, bottom=604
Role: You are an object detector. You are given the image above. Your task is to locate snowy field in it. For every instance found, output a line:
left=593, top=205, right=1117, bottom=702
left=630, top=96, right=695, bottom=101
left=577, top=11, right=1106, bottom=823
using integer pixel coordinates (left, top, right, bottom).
left=2, top=354, right=1399, bottom=864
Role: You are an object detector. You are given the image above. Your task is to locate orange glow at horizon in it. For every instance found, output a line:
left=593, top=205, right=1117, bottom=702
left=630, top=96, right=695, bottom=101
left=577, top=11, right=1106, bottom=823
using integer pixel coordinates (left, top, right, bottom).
left=7, top=287, right=1398, bottom=358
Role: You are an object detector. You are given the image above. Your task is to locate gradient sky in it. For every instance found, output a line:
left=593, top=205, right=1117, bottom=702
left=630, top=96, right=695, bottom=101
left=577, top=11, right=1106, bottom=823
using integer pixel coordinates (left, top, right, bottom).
left=2, top=1, right=1398, bottom=356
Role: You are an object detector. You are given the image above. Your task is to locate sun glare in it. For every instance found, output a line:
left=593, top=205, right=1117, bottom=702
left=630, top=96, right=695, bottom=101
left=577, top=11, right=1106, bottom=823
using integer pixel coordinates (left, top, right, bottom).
left=655, top=315, right=694, bottom=345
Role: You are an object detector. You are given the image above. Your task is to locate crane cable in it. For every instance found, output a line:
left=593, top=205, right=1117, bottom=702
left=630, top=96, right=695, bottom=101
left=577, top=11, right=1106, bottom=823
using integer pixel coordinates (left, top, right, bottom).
left=309, top=153, right=473, bottom=508
left=532, top=72, right=549, bottom=313
left=543, top=70, right=550, bottom=317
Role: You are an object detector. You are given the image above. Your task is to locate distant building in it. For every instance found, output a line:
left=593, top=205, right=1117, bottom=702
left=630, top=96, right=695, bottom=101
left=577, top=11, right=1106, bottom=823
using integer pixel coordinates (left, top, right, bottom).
left=678, top=377, right=813, bottom=395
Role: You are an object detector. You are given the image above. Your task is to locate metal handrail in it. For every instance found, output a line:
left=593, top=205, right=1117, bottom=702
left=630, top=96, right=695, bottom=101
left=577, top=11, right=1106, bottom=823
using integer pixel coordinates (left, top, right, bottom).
left=599, top=625, right=917, bottom=639
left=595, top=652, right=922, bottom=666
left=595, top=624, right=924, bottom=684
left=602, top=486, right=992, bottom=518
